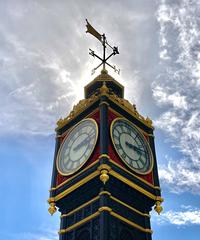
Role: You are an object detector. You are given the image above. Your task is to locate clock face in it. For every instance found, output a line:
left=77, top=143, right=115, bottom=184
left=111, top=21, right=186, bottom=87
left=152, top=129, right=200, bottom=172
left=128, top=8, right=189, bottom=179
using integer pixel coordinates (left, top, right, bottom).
left=110, top=118, right=153, bottom=174
left=57, top=118, right=98, bottom=176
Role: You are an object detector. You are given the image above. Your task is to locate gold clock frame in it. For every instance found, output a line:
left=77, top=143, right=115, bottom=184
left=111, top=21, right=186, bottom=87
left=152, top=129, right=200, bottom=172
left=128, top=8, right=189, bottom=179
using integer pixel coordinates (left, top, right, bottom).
left=56, top=118, right=99, bottom=176
left=110, top=117, right=154, bottom=175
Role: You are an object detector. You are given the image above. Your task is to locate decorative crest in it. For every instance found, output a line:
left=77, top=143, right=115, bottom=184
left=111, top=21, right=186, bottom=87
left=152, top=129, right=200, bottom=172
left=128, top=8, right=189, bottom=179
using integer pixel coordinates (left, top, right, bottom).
left=86, top=19, right=120, bottom=75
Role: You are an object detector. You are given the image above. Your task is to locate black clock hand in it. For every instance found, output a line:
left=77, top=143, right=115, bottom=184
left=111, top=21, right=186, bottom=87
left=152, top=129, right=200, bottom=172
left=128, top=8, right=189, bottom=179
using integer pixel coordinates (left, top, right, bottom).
left=125, top=141, right=144, bottom=155
left=73, top=137, right=92, bottom=151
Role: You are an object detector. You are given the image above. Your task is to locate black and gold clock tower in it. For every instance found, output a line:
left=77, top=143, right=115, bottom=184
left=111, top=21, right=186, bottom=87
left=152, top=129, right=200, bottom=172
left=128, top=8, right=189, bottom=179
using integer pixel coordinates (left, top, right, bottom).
left=48, top=21, right=163, bottom=240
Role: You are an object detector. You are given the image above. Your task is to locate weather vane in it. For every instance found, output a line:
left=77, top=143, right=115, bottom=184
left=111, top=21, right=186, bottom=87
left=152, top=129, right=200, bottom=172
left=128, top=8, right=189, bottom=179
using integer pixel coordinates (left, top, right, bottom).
left=86, top=19, right=120, bottom=75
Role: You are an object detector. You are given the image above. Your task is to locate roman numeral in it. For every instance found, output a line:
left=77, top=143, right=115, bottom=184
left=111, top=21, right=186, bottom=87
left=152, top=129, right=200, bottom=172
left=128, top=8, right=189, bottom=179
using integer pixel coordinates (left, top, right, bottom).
left=115, top=143, right=121, bottom=149
left=116, top=125, right=122, bottom=133
left=121, top=152, right=126, bottom=159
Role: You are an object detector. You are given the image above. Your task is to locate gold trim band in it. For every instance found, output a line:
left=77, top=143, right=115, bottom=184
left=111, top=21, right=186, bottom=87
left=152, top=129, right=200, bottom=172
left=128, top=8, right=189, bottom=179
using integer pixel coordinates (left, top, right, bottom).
left=60, top=191, right=149, bottom=219
left=108, top=99, right=153, bottom=129
left=50, top=162, right=161, bottom=203
left=111, top=211, right=153, bottom=234
left=54, top=170, right=99, bottom=201
left=99, top=191, right=149, bottom=217
left=110, top=170, right=157, bottom=200
left=50, top=156, right=160, bottom=193
left=60, top=196, right=100, bottom=218
left=109, top=159, right=160, bottom=190
left=98, top=206, right=112, bottom=212
left=99, top=191, right=111, bottom=196
left=98, top=154, right=110, bottom=159
left=110, top=195, right=150, bottom=217
left=59, top=211, right=100, bottom=234
left=52, top=169, right=161, bottom=203
left=49, top=160, right=99, bottom=191
left=59, top=206, right=152, bottom=235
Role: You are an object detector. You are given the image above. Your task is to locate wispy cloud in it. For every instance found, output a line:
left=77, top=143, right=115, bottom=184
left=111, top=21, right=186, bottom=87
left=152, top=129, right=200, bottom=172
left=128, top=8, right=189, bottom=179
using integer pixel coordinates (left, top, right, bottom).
left=0, top=229, right=58, bottom=240
left=154, top=0, right=200, bottom=194
left=153, top=206, right=200, bottom=226
left=0, top=14, right=79, bottom=135
left=0, top=0, right=159, bottom=136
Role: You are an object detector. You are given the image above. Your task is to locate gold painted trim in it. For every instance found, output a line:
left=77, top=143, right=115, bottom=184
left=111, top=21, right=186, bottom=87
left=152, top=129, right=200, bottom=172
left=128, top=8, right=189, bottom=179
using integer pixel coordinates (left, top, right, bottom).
left=99, top=191, right=150, bottom=217
left=60, top=190, right=150, bottom=220
left=54, top=170, right=100, bottom=201
left=110, top=211, right=153, bottom=234
left=107, top=98, right=153, bottom=129
left=59, top=206, right=152, bottom=235
left=59, top=211, right=100, bottom=234
left=98, top=206, right=112, bottom=212
left=56, top=95, right=100, bottom=130
left=52, top=164, right=161, bottom=203
left=109, top=107, right=154, bottom=134
left=49, top=159, right=99, bottom=191
left=98, top=154, right=110, bottom=159
left=56, top=118, right=99, bottom=176
left=110, top=117, right=154, bottom=175
left=61, top=196, right=100, bottom=218
left=49, top=187, right=56, bottom=192
left=50, top=157, right=160, bottom=192
left=98, top=164, right=111, bottom=171
left=48, top=197, right=55, bottom=203
left=109, top=170, right=158, bottom=200
left=99, top=191, right=111, bottom=196
left=109, top=159, right=160, bottom=190
left=156, top=196, right=164, bottom=202
left=59, top=108, right=99, bottom=138
left=99, top=101, right=110, bottom=106
left=110, top=195, right=150, bottom=217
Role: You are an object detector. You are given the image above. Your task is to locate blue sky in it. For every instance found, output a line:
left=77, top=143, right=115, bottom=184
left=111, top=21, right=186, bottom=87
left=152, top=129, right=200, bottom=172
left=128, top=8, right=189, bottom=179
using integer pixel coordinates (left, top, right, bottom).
left=0, top=0, right=200, bottom=239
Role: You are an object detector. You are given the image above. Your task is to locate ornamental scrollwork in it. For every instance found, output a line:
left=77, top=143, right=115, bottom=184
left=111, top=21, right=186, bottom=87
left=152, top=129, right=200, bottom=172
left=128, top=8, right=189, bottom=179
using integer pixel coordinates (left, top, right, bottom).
left=56, top=93, right=99, bottom=130
left=108, top=92, right=153, bottom=128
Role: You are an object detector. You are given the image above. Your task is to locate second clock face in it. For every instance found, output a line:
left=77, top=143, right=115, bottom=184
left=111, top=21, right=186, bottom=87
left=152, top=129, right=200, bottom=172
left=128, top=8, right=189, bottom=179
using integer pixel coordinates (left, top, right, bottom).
left=57, top=118, right=98, bottom=176
left=110, top=118, right=153, bottom=174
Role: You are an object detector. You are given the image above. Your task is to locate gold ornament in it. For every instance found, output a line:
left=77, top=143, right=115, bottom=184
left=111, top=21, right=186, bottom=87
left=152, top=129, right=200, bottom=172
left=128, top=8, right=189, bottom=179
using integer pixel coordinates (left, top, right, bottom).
left=56, top=93, right=99, bottom=130
left=100, top=169, right=109, bottom=184
left=100, top=81, right=109, bottom=95
left=98, top=206, right=112, bottom=212
left=154, top=201, right=163, bottom=215
left=109, top=92, right=153, bottom=128
left=48, top=202, right=57, bottom=215
left=146, top=117, right=153, bottom=127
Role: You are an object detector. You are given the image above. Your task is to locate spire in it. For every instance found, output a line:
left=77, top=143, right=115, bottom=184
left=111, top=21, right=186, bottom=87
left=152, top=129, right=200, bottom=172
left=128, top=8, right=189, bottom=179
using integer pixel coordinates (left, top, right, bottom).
left=84, top=69, right=124, bottom=99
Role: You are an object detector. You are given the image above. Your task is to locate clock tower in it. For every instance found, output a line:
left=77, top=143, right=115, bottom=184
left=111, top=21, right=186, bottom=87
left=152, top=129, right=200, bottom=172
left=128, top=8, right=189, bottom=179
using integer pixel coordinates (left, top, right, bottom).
left=48, top=21, right=163, bottom=240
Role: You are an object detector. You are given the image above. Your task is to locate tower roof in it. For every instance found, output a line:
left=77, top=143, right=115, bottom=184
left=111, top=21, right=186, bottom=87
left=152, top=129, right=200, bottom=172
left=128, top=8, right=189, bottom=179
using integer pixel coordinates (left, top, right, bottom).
left=84, top=69, right=124, bottom=99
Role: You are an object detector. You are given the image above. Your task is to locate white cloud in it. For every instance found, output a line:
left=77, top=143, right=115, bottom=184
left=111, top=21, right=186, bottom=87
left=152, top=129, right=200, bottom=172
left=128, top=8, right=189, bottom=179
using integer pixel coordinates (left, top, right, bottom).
left=0, top=229, right=58, bottom=240
left=155, top=208, right=200, bottom=225
left=153, top=86, right=188, bottom=109
left=154, top=0, right=200, bottom=194
left=159, top=48, right=170, bottom=60
left=0, top=0, right=159, bottom=136
left=0, top=23, right=78, bottom=135
left=158, top=156, right=200, bottom=194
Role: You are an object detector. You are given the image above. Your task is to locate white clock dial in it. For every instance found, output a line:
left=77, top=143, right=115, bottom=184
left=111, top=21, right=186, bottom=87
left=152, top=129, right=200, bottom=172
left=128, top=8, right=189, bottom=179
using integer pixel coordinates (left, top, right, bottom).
left=111, top=118, right=153, bottom=174
left=57, top=118, right=98, bottom=175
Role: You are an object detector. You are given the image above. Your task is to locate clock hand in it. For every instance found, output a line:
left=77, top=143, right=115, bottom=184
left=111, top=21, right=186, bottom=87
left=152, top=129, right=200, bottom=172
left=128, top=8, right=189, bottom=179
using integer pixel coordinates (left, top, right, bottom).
left=73, top=137, right=91, bottom=151
left=125, top=141, right=144, bottom=155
